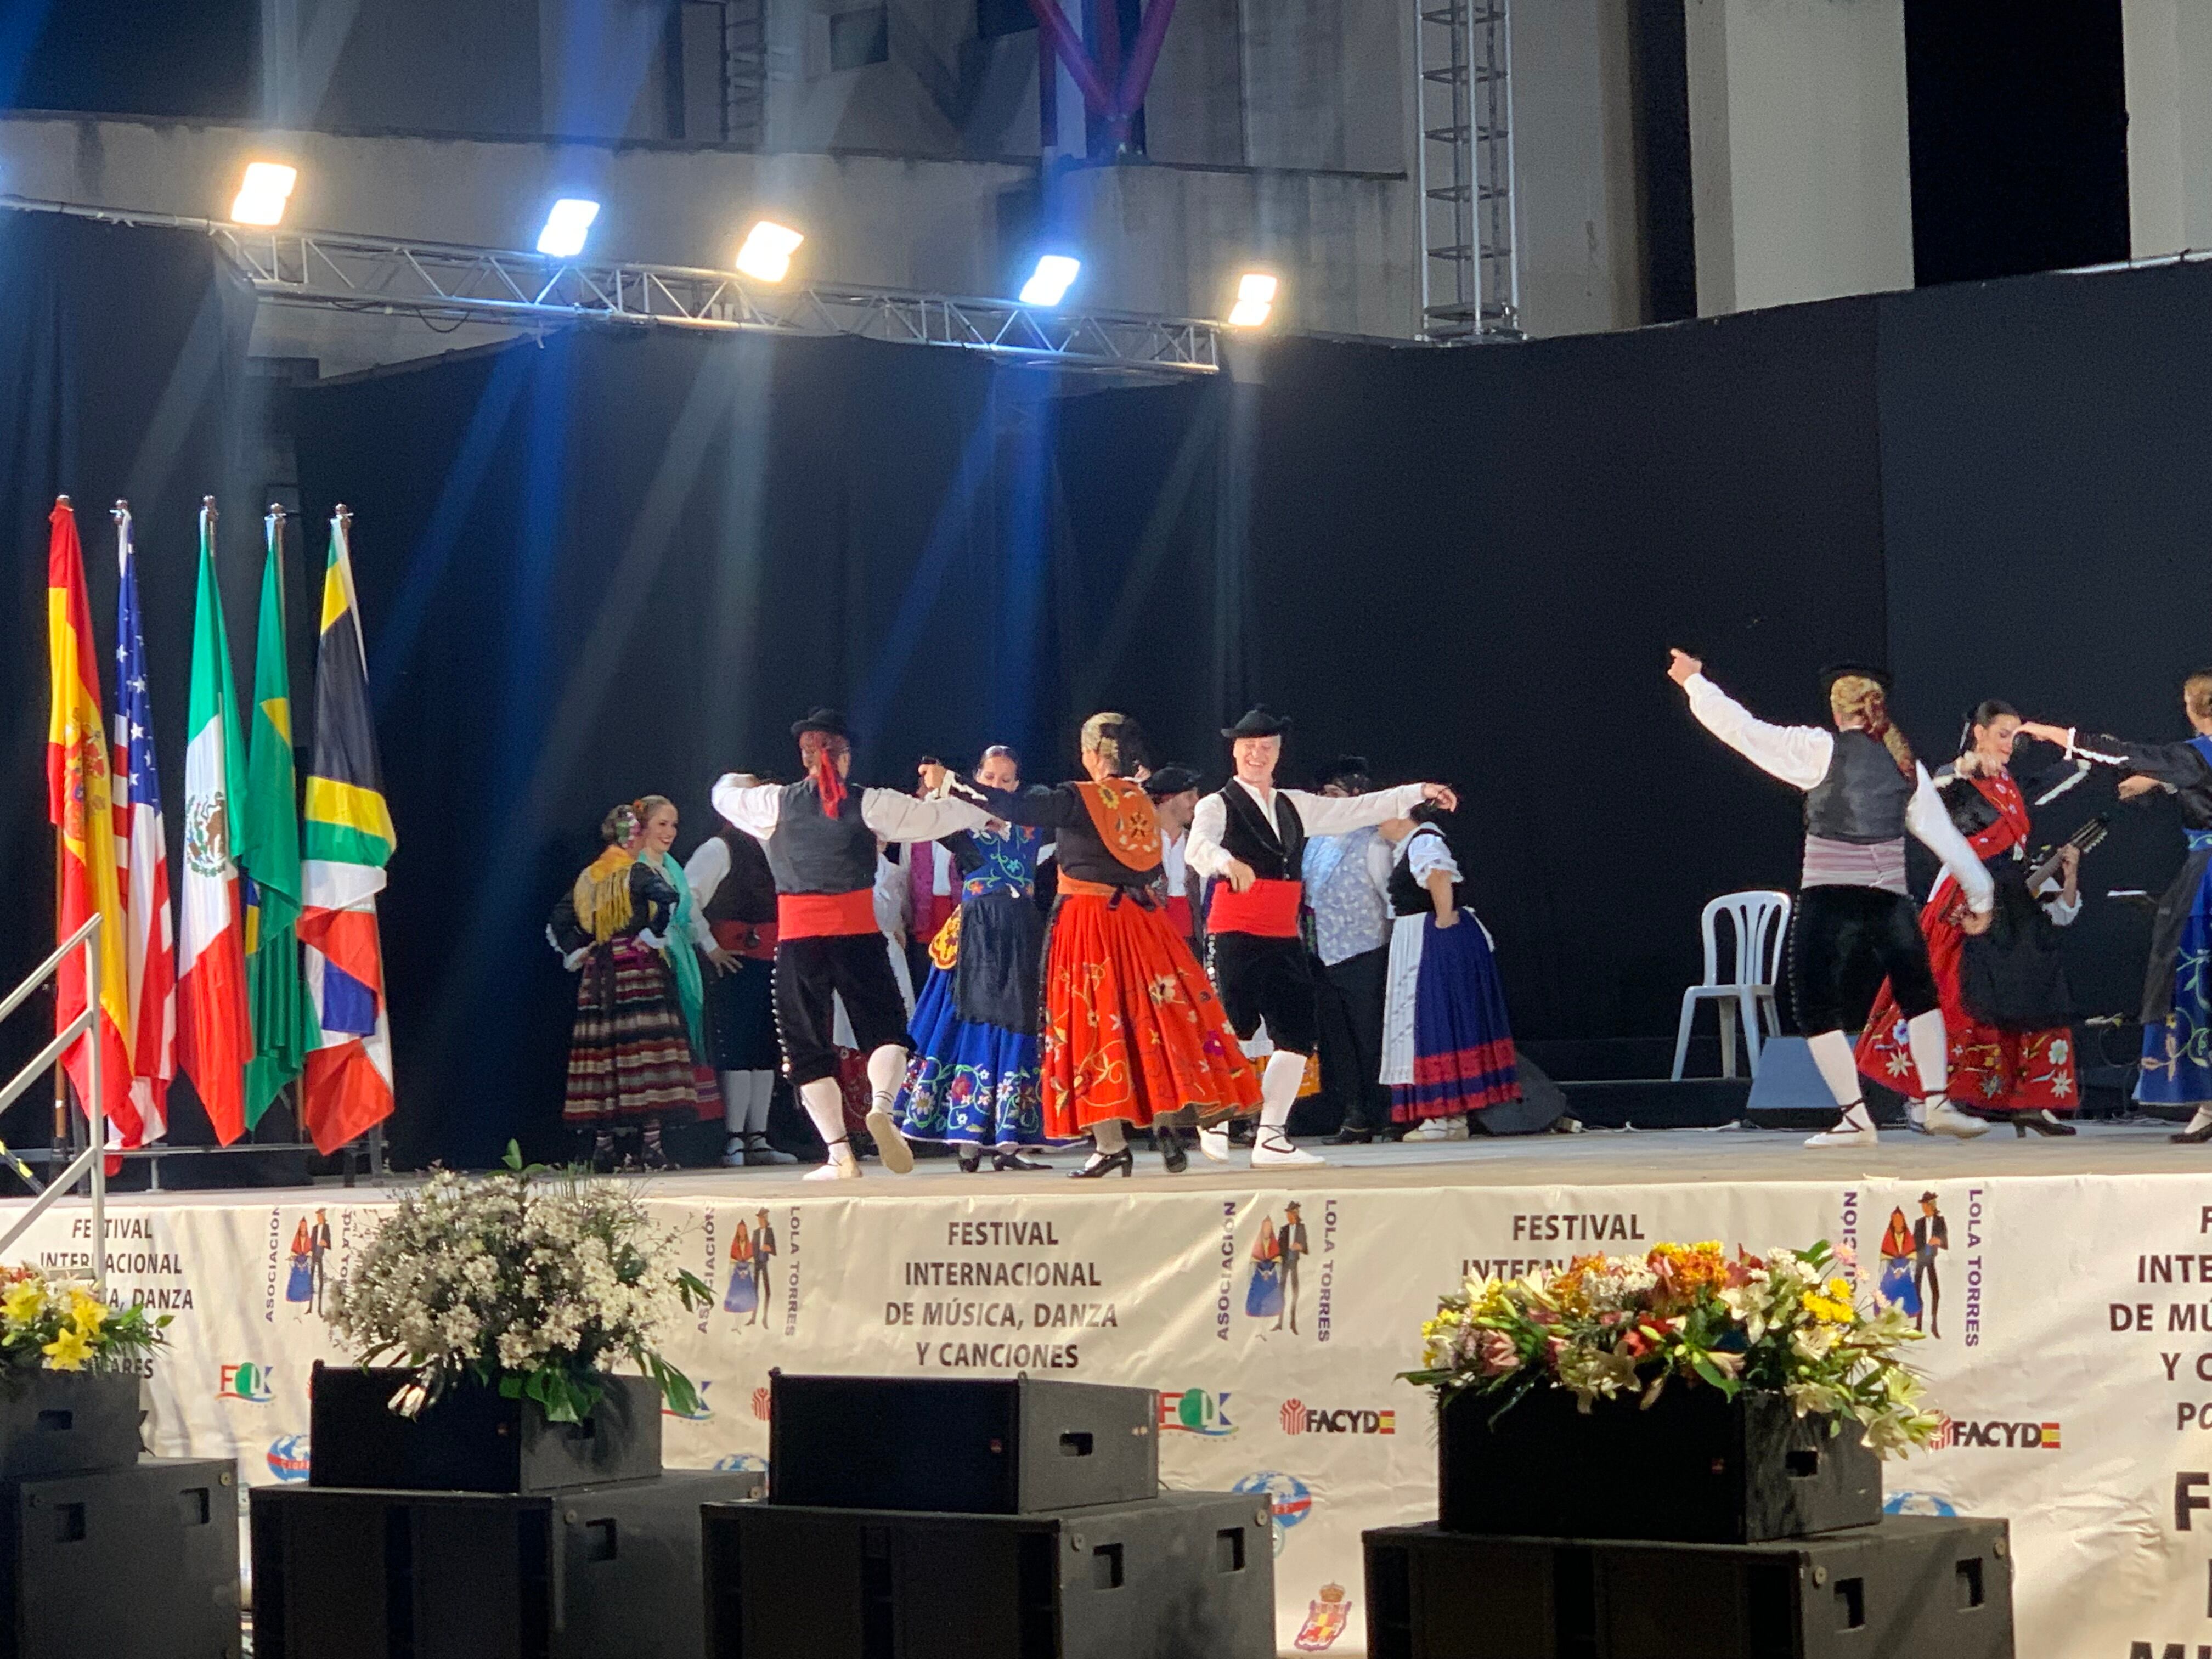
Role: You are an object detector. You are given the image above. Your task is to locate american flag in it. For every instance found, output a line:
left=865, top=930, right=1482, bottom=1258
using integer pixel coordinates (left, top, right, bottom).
left=112, top=506, right=173, bottom=1142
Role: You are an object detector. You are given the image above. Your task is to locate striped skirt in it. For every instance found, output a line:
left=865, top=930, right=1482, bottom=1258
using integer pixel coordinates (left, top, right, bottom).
left=1381, top=910, right=1519, bottom=1122
left=564, top=938, right=715, bottom=1124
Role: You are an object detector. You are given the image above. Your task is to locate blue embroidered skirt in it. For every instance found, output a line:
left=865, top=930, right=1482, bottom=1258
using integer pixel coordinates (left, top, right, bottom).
left=893, top=965, right=1046, bottom=1147
left=2138, top=853, right=2212, bottom=1106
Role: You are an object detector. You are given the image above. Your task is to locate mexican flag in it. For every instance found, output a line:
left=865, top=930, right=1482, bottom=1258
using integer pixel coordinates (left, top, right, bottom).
left=176, top=501, right=252, bottom=1144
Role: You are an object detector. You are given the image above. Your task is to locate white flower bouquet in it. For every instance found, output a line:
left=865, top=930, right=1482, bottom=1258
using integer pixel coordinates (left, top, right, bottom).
left=332, top=1148, right=711, bottom=1423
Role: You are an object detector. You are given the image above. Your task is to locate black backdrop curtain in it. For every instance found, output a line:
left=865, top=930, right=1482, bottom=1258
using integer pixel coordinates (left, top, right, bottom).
left=0, top=213, right=258, bottom=1154
left=264, top=253, right=2212, bottom=1165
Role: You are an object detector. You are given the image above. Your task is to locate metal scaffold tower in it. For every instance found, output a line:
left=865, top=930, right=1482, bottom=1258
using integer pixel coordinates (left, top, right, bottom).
left=1414, top=0, right=1519, bottom=340
left=721, top=0, right=769, bottom=149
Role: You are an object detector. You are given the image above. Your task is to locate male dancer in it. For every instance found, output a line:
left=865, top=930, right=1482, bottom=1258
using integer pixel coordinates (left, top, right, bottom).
left=1668, top=652, right=1994, bottom=1146
left=1144, top=765, right=1206, bottom=953
left=712, top=710, right=988, bottom=1180
left=1304, top=755, right=1397, bottom=1143
left=1187, top=708, right=1458, bottom=1167
left=686, top=773, right=794, bottom=1166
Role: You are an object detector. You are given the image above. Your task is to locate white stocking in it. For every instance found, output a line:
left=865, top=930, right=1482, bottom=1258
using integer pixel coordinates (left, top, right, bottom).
left=799, top=1077, right=851, bottom=1160
left=1804, top=1030, right=1865, bottom=1109
left=865, top=1044, right=908, bottom=1110
left=1092, top=1119, right=1128, bottom=1154
left=1905, top=1009, right=1950, bottom=1101
left=719, top=1073, right=749, bottom=1133
left=743, top=1071, right=775, bottom=1136
left=1260, top=1052, right=1307, bottom=1130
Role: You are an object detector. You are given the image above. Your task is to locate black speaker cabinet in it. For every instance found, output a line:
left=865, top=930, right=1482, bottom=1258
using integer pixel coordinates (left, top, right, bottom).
left=1364, top=1515, right=2013, bottom=1659
left=0, top=1374, right=143, bottom=1480
left=0, top=1457, right=239, bottom=1659
left=309, top=1364, right=662, bottom=1492
left=1440, top=1386, right=1880, bottom=1544
left=706, top=1489, right=1273, bottom=1659
left=251, top=1468, right=765, bottom=1659
left=769, top=1375, right=1157, bottom=1514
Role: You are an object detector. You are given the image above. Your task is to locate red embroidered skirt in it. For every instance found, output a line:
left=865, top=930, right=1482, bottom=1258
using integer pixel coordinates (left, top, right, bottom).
left=1855, top=887, right=2078, bottom=1111
left=1041, top=890, right=1261, bottom=1134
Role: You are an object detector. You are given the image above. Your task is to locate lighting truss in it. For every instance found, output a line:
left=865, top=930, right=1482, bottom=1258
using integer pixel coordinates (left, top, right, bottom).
left=0, top=196, right=1222, bottom=378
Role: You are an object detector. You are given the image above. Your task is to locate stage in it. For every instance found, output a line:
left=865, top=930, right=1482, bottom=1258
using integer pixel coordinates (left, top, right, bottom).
left=0, top=1119, right=2190, bottom=1657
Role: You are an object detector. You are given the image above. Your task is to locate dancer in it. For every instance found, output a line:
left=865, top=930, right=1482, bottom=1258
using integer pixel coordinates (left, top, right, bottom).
left=1146, top=766, right=1207, bottom=954
left=710, top=711, right=989, bottom=1181
left=550, top=802, right=716, bottom=1170
left=1187, top=708, right=1457, bottom=1167
left=1304, top=755, right=1397, bottom=1143
left=948, top=713, right=1261, bottom=1177
left=685, top=775, right=793, bottom=1166
left=1875, top=1206, right=1923, bottom=1321
left=1378, top=805, right=1520, bottom=1138
left=1856, top=702, right=2085, bottom=1134
left=1667, top=653, right=1994, bottom=1147
left=894, top=746, right=1052, bottom=1172
left=2020, top=679, right=2212, bottom=1138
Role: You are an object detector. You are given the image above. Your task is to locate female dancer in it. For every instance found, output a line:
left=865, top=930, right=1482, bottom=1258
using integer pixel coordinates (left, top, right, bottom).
left=1875, top=1207, right=1923, bottom=1320
left=1857, top=702, right=2084, bottom=1134
left=945, top=714, right=1261, bottom=1177
left=1377, top=805, right=1520, bottom=1139
left=630, top=794, right=714, bottom=1080
left=1669, top=651, right=1994, bottom=1147
left=894, top=746, right=1052, bottom=1172
left=549, top=803, right=715, bottom=1170
left=686, top=774, right=794, bottom=1166
left=2021, top=675, right=2212, bottom=1139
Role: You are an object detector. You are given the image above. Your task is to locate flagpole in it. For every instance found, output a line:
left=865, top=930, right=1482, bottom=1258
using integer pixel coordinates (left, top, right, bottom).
left=51, top=496, right=71, bottom=1163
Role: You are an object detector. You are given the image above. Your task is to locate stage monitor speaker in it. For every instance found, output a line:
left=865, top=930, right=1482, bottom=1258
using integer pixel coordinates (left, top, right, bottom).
left=770, top=1375, right=1156, bottom=1514
left=0, top=1457, right=240, bottom=1659
left=1745, top=1036, right=1909, bottom=1131
left=251, top=1468, right=764, bottom=1659
left=1364, top=1515, right=2012, bottom=1659
left=1474, top=1056, right=1567, bottom=1136
left=706, top=1490, right=1274, bottom=1659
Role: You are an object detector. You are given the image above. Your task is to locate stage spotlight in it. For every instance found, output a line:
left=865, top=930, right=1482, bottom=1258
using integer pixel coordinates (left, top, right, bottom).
left=536, top=198, right=601, bottom=258
left=1018, top=255, right=1081, bottom=308
left=735, top=220, right=804, bottom=283
left=1227, top=272, right=1278, bottom=328
left=230, top=162, right=298, bottom=227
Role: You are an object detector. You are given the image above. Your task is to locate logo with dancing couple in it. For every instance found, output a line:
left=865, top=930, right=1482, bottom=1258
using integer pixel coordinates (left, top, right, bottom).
left=1871, top=1191, right=1951, bottom=1340
left=723, top=1209, right=781, bottom=1328
left=1244, top=1202, right=1307, bottom=1333
left=282, top=1210, right=334, bottom=1319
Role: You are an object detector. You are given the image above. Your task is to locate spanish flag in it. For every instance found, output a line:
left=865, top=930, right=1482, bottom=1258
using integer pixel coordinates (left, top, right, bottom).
left=298, top=509, right=396, bottom=1154
left=46, top=499, right=138, bottom=1142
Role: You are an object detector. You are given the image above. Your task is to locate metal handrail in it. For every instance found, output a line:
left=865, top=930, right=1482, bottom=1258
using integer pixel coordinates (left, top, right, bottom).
left=0, top=915, right=105, bottom=1295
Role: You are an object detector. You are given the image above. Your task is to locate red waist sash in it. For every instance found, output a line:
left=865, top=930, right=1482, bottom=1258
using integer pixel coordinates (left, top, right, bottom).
left=710, top=919, right=779, bottom=960
left=778, top=890, right=879, bottom=940
left=1207, top=878, right=1302, bottom=938
left=1164, top=894, right=1195, bottom=937
left=913, top=891, right=960, bottom=944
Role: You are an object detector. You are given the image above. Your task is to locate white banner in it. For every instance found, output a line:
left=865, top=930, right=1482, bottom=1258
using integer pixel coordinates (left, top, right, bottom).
left=18, top=1169, right=2212, bottom=1658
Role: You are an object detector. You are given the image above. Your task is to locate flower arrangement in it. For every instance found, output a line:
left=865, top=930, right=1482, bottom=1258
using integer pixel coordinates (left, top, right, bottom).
left=1405, top=1240, right=1940, bottom=1457
left=0, top=1266, right=167, bottom=1381
left=332, top=1149, right=712, bottom=1423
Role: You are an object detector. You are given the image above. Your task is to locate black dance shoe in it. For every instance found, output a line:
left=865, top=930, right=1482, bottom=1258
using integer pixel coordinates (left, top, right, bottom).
left=993, top=1151, right=1051, bottom=1172
left=2172, top=1120, right=2212, bottom=1145
left=2012, top=1111, right=2076, bottom=1138
left=1155, top=1126, right=1190, bottom=1174
left=1071, top=1148, right=1135, bottom=1180
left=957, top=1148, right=984, bottom=1173
left=1328, top=1126, right=1384, bottom=1146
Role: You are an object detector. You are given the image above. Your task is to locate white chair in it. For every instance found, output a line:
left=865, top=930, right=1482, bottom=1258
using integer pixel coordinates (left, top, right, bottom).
left=1671, top=891, right=1791, bottom=1081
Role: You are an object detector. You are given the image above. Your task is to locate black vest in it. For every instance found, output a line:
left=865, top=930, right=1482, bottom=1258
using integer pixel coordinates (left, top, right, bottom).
left=703, top=827, right=778, bottom=924
left=763, top=782, right=877, bottom=894
left=1212, top=782, right=1307, bottom=882
left=1803, top=730, right=1913, bottom=844
left=1388, top=827, right=1463, bottom=916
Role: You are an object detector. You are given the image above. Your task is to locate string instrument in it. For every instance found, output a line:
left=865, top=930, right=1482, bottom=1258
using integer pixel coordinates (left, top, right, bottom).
left=2021, top=814, right=2108, bottom=894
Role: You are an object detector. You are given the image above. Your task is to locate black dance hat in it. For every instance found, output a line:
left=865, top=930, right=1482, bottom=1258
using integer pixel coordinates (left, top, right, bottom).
left=1818, top=663, right=1893, bottom=696
left=1221, top=706, right=1292, bottom=740
left=1316, top=754, right=1370, bottom=789
left=1143, top=765, right=1201, bottom=800
left=790, top=707, right=849, bottom=738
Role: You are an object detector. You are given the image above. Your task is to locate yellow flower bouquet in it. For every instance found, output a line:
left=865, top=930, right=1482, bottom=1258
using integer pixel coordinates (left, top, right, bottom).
left=0, top=1266, right=168, bottom=1383
left=1405, top=1240, right=1940, bottom=1458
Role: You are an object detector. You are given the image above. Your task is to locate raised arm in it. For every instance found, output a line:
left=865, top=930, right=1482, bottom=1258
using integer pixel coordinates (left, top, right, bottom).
left=947, top=780, right=1081, bottom=831
left=2018, top=722, right=2212, bottom=791
left=859, top=786, right=990, bottom=843
left=710, top=775, right=783, bottom=841
left=1670, top=653, right=1833, bottom=791
left=1905, top=766, right=1994, bottom=913
left=1284, top=782, right=1434, bottom=837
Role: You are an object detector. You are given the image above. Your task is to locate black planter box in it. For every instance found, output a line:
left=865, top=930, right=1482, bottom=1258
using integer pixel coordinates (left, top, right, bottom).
left=1364, top=1516, right=2012, bottom=1659
left=770, top=1374, right=1158, bottom=1514
left=309, top=1363, right=662, bottom=1493
left=1438, top=1385, right=1880, bottom=1544
left=0, top=1372, right=142, bottom=1481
